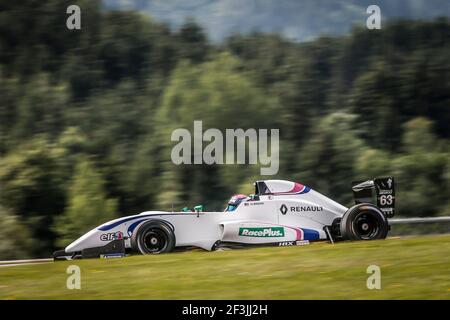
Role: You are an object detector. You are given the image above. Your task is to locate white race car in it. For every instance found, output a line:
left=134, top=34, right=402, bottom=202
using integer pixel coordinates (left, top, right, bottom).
left=53, top=177, right=395, bottom=259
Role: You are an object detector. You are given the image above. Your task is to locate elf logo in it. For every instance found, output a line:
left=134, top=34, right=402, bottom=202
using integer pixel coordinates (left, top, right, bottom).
left=239, top=227, right=284, bottom=237
left=100, top=231, right=123, bottom=241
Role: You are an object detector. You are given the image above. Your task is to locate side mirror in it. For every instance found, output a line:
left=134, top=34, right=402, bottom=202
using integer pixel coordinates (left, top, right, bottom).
left=194, top=205, right=203, bottom=212
left=194, top=205, right=203, bottom=217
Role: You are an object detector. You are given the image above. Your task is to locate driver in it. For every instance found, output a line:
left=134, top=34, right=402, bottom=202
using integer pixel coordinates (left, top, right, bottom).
left=225, top=194, right=250, bottom=212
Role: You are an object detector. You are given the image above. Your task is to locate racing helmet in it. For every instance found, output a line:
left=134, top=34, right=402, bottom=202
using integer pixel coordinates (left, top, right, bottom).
left=225, top=194, right=250, bottom=212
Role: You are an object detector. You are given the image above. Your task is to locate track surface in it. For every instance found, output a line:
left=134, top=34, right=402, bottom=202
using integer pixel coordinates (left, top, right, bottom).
left=0, top=259, right=53, bottom=268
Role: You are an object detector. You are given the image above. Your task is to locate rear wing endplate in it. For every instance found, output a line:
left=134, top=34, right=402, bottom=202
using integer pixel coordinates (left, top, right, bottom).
left=352, top=177, right=395, bottom=218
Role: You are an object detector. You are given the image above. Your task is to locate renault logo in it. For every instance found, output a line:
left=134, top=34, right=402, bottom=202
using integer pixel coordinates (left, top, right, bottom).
left=280, top=204, right=287, bottom=215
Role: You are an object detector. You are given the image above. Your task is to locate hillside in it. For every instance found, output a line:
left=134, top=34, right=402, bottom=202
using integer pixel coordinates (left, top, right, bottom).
left=103, top=0, right=450, bottom=41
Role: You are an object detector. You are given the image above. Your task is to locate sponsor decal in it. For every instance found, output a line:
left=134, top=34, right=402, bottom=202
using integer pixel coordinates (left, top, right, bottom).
left=375, top=177, right=395, bottom=196
left=100, top=253, right=125, bottom=259
left=374, top=177, right=395, bottom=217
left=278, top=240, right=310, bottom=246
left=290, top=206, right=323, bottom=213
left=280, top=204, right=287, bottom=215
left=377, top=177, right=393, bottom=190
left=100, top=231, right=123, bottom=241
left=239, top=227, right=284, bottom=237
left=278, top=241, right=294, bottom=246
left=244, top=202, right=264, bottom=207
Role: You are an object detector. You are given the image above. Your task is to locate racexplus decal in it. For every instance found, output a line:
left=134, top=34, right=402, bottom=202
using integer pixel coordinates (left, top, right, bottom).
left=239, top=227, right=284, bottom=237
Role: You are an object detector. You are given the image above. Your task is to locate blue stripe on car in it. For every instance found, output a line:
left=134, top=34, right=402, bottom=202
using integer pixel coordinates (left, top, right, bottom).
left=98, top=216, right=151, bottom=231
left=301, top=228, right=320, bottom=240
left=127, top=219, right=148, bottom=236
left=98, top=213, right=187, bottom=231
left=300, top=186, right=311, bottom=194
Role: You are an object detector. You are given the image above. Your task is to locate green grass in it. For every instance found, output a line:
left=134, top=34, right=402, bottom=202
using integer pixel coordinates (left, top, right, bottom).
left=1, top=235, right=449, bottom=299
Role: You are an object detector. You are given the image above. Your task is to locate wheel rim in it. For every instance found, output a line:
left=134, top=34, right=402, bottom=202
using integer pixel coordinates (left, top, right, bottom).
left=142, top=228, right=168, bottom=253
left=353, top=212, right=380, bottom=240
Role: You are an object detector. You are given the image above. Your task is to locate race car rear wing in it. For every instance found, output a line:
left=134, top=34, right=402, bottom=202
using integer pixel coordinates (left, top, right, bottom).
left=352, top=177, right=395, bottom=218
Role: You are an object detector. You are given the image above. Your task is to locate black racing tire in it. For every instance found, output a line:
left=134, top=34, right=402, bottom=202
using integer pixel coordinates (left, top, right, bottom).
left=131, top=220, right=175, bottom=254
left=340, top=203, right=389, bottom=240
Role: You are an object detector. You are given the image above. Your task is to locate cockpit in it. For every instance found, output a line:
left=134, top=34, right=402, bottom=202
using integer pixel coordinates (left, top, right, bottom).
left=224, top=194, right=250, bottom=212
left=224, top=180, right=309, bottom=212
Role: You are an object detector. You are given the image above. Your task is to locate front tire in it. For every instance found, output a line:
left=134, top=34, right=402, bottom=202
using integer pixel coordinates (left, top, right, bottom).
left=131, top=220, right=175, bottom=254
left=340, top=203, right=389, bottom=240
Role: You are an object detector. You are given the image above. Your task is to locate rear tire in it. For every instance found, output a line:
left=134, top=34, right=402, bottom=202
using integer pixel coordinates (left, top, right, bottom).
left=131, top=220, right=175, bottom=254
left=340, top=203, right=389, bottom=240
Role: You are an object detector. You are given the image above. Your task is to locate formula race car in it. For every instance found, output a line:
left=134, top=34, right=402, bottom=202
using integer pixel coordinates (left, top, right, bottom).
left=53, top=177, right=395, bottom=260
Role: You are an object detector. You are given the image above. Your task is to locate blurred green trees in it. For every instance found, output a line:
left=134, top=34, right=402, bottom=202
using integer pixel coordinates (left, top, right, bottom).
left=0, top=138, right=66, bottom=255
left=0, top=1, right=449, bottom=258
left=294, top=112, right=364, bottom=205
left=53, top=158, right=118, bottom=247
left=154, top=53, right=278, bottom=209
left=0, top=206, right=33, bottom=260
left=393, top=118, right=449, bottom=216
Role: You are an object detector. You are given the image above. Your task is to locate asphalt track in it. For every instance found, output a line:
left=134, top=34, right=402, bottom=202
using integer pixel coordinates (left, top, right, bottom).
left=0, top=258, right=53, bottom=268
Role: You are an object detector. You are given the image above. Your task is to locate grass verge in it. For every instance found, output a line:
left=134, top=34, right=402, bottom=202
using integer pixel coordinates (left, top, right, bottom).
left=0, top=234, right=449, bottom=299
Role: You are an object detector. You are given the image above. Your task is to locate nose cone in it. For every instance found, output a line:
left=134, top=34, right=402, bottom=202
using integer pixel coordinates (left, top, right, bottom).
left=65, top=237, right=83, bottom=253
left=65, top=228, right=100, bottom=253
